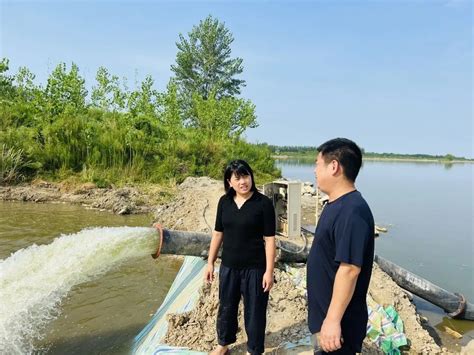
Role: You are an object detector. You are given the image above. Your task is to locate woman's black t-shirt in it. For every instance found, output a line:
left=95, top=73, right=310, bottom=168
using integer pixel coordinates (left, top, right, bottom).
left=214, top=191, right=276, bottom=269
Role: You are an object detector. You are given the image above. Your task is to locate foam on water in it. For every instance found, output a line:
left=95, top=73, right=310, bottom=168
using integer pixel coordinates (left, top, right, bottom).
left=0, top=226, right=158, bottom=354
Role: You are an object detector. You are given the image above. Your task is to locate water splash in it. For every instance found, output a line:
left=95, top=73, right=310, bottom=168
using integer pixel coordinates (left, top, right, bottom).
left=0, top=226, right=158, bottom=354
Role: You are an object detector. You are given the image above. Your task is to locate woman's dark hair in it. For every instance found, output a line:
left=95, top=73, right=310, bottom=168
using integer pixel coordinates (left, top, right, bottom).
left=317, top=138, right=363, bottom=182
left=223, top=159, right=257, bottom=195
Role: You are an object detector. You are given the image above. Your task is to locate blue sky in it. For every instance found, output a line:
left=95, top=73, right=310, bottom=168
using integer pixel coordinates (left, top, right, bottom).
left=1, top=0, right=472, bottom=157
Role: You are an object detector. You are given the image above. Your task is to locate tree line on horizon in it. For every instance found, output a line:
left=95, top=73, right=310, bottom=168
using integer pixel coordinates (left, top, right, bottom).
left=0, top=16, right=280, bottom=186
left=269, top=145, right=468, bottom=161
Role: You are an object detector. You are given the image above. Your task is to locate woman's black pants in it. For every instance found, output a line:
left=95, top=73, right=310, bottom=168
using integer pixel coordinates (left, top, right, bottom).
left=217, top=264, right=269, bottom=355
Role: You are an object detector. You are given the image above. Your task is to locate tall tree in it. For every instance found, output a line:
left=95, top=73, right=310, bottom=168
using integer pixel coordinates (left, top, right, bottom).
left=127, top=75, right=160, bottom=118
left=91, top=67, right=127, bottom=112
left=160, top=79, right=184, bottom=135
left=171, top=15, right=245, bottom=101
left=15, top=67, right=40, bottom=103
left=45, top=62, right=87, bottom=116
left=191, top=91, right=257, bottom=139
left=0, top=58, right=16, bottom=101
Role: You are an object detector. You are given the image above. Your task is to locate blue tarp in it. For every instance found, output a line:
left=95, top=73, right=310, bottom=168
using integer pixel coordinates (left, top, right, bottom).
left=133, top=256, right=208, bottom=355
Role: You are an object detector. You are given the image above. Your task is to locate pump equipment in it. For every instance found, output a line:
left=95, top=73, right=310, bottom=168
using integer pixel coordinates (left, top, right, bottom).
left=263, top=180, right=302, bottom=239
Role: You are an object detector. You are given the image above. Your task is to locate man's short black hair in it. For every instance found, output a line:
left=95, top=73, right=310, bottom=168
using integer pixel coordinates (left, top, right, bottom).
left=317, top=138, right=363, bottom=182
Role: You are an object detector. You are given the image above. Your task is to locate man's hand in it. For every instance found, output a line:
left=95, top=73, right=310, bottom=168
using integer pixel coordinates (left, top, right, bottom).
left=262, top=271, right=274, bottom=292
left=204, top=263, right=215, bottom=283
left=319, top=318, right=343, bottom=352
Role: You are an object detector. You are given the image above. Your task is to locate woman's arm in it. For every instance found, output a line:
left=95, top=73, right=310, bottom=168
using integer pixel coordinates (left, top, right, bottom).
left=262, top=236, right=276, bottom=292
left=204, top=230, right=224, bottom=282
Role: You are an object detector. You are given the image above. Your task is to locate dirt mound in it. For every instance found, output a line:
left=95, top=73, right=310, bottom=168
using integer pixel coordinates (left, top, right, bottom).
left=162, top=265, right=311, bottom=353
left=155, top=177, right=445, bottom=354
left=153, top=177, right=224, bottom=232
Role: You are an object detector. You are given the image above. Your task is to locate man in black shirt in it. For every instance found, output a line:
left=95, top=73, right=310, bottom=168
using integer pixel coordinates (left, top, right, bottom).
left=307, top=138, right=374, bottom=354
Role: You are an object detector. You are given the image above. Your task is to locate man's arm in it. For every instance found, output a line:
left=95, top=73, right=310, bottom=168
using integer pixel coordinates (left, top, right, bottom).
left=319, top=262, right=361, bottom=352
left=262, top=236, right=276, bottom=292
left=204, top=230, right=223, bottom=283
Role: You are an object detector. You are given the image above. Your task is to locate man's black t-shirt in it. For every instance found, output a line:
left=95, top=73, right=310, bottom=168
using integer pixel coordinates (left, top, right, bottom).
left=307, top=190, right=374, bottom=352
left=215, top=191, right=276, bottom=269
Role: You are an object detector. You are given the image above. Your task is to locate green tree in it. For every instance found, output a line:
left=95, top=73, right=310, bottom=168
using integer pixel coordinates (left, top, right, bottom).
left=45, top=62, right=88, bottom=116
left=171, top=15, right=245, bottom=100
left=191, top=90, right=257, bottom=138
left=444, top=153, right=455, bottom=161
left=91, top=67, right=127, bottom=111
left=128, top=75, right=159, bottom=118
left=159, top=79, right=184, bottom=135
left=0, top=58, right=16, bottom=101
left=15, top=67, right=45, bottom=105
left=13, top=67, right=46, bottom=126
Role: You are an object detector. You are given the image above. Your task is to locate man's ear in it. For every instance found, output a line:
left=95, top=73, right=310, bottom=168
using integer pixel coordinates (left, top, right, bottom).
left=331, top=160, right=342, bottom=176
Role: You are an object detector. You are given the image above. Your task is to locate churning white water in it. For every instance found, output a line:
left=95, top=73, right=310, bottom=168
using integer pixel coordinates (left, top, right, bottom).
left=0, top=226, right=158, bottom=354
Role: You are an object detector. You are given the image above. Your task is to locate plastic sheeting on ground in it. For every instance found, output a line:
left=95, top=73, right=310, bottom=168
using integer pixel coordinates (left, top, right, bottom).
left=133, top=256, right=208, bottom=355
left=366, top=295, right=408, bottom=354
left=133, top=258, right=408, bottom=355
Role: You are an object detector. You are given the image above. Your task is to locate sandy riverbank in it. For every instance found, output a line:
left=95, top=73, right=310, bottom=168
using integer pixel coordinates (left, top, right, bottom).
left=0, top=179, right=172, bottom=215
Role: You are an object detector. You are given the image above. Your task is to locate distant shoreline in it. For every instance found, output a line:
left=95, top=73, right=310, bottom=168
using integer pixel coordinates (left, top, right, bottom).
left=273, top=155, right=473, bottom=164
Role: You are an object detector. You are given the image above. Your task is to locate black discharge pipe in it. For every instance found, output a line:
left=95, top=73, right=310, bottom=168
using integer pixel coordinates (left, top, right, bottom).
left=153, top=228, right=473, bottom=320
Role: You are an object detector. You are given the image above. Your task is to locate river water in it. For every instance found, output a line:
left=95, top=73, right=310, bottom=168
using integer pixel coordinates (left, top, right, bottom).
left=277, top=159, right=473, bottom=341
left=0, top=202, right=181, bottom=354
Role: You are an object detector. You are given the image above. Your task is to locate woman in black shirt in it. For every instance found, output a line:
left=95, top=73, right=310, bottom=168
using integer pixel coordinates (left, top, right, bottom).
left=205, top=160, right=276, bottom=355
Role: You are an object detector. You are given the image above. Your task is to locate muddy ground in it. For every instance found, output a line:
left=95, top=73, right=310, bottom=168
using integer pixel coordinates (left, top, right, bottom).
left=0, top=179, right=172, bottom=215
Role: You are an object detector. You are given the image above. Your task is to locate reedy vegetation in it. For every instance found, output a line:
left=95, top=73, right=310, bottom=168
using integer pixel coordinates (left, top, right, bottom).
left=0, top=17, right=280, bottom=186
